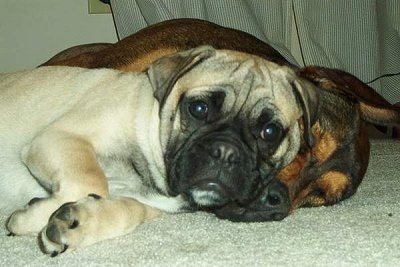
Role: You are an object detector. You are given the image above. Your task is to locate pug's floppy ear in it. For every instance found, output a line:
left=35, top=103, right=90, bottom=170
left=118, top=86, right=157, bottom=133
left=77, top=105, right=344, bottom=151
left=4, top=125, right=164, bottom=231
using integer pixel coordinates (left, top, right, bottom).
left=147, top=45, right=216, bottom=107
left=290, top=79, right=320, bottom=148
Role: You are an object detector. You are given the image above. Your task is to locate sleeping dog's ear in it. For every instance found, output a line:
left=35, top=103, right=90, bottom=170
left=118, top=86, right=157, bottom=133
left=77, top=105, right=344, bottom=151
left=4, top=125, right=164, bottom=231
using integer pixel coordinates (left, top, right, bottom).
left=147, top=45, right=216, bottom=108
left=290, top=79, right=320, bottom=148
left=298, top=66, right=400, bottom=127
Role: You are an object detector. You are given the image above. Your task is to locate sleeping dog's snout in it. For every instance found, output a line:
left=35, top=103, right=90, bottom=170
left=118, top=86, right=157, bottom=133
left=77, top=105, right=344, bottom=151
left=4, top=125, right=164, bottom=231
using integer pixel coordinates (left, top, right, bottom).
left=213, top=179, right=290, bottom=222
left=250, top=179, right=290, bottom=221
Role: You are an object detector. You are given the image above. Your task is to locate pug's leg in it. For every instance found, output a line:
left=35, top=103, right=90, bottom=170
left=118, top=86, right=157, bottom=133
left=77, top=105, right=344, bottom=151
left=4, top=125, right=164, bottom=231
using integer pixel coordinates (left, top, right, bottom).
left=7, top=130, right=109, bottom=236
left=39, top=195, right=161, bottom=257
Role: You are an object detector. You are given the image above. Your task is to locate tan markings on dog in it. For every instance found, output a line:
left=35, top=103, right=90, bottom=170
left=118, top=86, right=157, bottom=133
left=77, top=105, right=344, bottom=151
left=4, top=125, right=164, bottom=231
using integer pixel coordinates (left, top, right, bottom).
left=280, top=120, right=343, bottom=210
left=278, top=152, right=309, bottom=202
left=316, top=171, right=349, bottom=203
left=311, top=122, right=338, bottom=163
left=291, top=171, right=349, bottom=209
left=291, top=187, right=324, bottom=209
left=119, top=47, right=178, bottom=72
left=277, top=118, right=310, bottom=204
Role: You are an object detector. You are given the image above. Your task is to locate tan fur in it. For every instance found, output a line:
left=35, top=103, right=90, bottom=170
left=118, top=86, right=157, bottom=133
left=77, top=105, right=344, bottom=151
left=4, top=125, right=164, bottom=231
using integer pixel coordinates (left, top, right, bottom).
left=311, top=122, right=338, bottom=163
left=119, top=47, right=178, bottom=72
left=291, top=171, right=350, bottom=209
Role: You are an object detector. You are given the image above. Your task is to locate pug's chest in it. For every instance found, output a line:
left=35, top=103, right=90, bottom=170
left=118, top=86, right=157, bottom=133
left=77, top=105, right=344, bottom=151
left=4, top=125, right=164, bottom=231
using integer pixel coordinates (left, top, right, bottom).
left=98, top=156, right=189, bottom=212
left=98, top=156, right=147, bottom=193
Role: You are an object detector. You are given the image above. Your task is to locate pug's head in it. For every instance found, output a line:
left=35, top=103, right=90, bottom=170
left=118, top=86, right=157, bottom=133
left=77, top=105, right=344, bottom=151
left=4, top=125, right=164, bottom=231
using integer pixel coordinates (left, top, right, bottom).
left=147, top=46, right=319, bottom=221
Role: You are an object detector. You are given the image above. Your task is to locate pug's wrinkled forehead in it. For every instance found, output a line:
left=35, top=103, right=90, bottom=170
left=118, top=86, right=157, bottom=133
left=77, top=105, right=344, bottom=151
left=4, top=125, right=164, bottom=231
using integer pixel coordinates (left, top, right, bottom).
left=174, top=50, right=303, bottom=126
left=151, top=47, right=317, bottom=159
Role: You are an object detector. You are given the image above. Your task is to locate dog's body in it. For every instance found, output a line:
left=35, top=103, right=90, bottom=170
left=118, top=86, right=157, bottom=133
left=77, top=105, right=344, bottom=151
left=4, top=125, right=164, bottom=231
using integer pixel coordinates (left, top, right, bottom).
left=44, top=19, right=400, bottom=213
left=0, top=66, right=177, bottom=212
left=43, top=19, right=290, bottom=71
left=2, top=46, right=322, bottom=255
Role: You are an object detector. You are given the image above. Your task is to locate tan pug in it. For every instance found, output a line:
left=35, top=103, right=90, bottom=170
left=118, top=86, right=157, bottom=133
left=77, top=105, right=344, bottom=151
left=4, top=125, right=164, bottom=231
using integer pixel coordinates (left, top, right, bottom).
left=1, top=46, right=318, bottom=256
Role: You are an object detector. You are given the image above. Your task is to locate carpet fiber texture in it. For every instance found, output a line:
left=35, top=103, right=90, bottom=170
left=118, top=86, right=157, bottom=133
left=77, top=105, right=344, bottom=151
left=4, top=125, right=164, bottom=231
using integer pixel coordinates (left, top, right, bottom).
left=0, top=140, right=399, bottom=266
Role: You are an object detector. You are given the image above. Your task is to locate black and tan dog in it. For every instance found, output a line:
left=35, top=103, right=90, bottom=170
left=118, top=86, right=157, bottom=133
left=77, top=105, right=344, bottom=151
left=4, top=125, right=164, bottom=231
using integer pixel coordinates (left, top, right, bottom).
left=44, top=18, right=400, bottom=220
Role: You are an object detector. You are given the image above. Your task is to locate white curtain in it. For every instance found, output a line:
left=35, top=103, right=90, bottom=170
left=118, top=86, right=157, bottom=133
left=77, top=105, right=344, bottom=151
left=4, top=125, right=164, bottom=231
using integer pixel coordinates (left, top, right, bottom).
left=110, top=0, right=400, bottom=103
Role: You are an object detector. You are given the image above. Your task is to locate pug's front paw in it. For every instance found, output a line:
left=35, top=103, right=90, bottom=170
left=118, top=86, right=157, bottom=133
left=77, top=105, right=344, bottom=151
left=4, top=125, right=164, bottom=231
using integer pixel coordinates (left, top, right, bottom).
left=39, top=194, right=102, bottom=257
left=7, top=197, right=60, bottom=236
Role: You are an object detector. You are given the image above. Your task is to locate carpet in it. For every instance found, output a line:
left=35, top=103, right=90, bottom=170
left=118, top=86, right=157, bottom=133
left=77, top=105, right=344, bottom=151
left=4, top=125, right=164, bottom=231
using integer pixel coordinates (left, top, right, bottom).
left=1, top=139, right=399, bottom=266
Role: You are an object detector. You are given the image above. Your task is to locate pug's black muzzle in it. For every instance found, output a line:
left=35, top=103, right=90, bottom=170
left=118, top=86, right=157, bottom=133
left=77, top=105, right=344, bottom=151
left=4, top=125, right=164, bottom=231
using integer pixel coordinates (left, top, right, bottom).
left=170, top=130, right=291, bottom=221
left=170, top=133, right=259, bottom=208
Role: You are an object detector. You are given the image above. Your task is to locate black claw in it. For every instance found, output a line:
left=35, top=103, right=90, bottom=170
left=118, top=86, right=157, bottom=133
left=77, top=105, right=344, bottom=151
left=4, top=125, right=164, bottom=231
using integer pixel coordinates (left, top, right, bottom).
left=49, top=245, right=69, bottom=257
left=28, top=197, right=44, bottom=206
left=60, top=244, right=69, bottom=254
left=88, top=193, right=102, bottom=199
left=7, top=232, right=15, bottom=237
left=69, top=219, right=79, bottom=229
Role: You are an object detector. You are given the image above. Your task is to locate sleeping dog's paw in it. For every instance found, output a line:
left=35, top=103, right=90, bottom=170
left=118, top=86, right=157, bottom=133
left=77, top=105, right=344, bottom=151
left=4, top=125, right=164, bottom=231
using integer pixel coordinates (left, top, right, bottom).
left=6, top=197, right=63, bottom=236
left=39, top=195, right=160, bottom=256
left=39, top=194, right=103, bottom=257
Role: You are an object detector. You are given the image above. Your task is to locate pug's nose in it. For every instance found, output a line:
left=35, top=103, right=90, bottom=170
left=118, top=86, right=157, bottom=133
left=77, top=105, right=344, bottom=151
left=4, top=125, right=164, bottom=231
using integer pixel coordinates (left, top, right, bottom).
left=209, top=141, right=240, bottom=164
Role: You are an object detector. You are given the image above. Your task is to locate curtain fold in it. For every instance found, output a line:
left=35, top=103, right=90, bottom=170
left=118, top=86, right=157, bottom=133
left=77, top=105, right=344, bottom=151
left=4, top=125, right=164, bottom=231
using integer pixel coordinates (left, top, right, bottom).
left=292, top=0, right=400, bottom=103
left=110, top=0, right=400, bottom=103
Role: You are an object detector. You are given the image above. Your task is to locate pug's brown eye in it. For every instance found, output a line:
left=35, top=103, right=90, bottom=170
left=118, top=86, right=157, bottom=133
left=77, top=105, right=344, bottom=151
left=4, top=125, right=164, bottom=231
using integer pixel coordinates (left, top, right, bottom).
left=188, top=101, right=208, bottom=120
left=260, top=122, right=282, bottom=142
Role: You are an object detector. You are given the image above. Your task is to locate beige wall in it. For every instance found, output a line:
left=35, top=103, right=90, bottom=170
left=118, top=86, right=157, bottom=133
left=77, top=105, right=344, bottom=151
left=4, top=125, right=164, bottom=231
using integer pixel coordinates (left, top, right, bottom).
left=0, top=1, right=303, bottom=72
left=0, top=0, right=118, bottom=72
